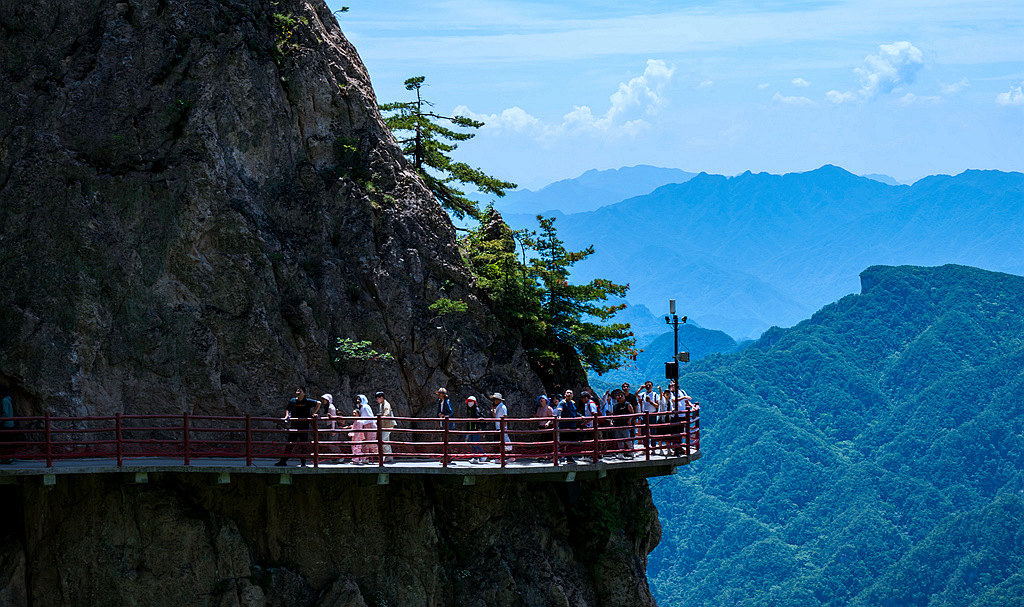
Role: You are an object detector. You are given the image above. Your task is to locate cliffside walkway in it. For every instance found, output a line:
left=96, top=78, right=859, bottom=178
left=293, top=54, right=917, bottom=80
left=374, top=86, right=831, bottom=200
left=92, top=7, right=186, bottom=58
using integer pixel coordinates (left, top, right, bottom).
left=0, top=411, right=700, bottom=483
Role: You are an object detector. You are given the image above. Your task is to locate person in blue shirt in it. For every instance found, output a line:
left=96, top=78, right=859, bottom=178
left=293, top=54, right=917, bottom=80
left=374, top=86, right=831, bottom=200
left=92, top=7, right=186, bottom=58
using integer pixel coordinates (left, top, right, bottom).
left=558, top=389, right=580, bottom=464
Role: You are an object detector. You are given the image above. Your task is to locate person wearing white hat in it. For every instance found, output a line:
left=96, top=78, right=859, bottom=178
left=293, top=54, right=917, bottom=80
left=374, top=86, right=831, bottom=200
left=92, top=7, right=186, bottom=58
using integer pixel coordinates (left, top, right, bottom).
left=490, top=393, right=513, bottom=461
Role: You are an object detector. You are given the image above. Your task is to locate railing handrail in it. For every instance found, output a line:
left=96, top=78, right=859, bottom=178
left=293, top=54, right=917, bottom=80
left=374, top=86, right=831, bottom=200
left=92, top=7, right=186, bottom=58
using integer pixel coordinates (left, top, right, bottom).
left=0, top=409, right=700, bottom=469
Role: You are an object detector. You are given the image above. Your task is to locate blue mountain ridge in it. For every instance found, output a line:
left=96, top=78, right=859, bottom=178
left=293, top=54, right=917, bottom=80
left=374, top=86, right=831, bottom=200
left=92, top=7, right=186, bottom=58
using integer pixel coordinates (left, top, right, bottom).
left=490, top=164, right=697, bottom=216
left=503, top=165, right=1024, bottom=339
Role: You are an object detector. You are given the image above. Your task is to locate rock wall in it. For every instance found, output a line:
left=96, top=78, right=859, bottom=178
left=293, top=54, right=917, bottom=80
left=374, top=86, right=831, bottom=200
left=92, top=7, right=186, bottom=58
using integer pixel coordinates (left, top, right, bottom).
left=0, top=472, right=660, bottom=606
left=0, top=0, right=542, bottom=419
left=0, top=3, right=666, bottom=605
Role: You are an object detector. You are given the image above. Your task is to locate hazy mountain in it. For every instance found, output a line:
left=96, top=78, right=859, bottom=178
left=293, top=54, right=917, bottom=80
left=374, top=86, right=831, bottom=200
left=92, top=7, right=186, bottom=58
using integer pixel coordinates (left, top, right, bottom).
left=493, top=165, right=696, bottom=216
left=592, top=324, right=750, bottom=389
left=649, top=264, right=1024, bottom=606
left=862, top=173, right=901, bottom=185
left=505, top=166, right=1024, bottom=339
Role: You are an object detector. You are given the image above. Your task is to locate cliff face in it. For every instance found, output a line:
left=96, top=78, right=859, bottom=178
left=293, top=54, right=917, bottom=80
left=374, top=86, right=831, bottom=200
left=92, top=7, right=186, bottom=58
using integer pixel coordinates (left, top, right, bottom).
left=0, top=2, right=665, bottom=605
left=0, top=0, right=542, bottom=417
left=0, top=473, right=660, bottom=607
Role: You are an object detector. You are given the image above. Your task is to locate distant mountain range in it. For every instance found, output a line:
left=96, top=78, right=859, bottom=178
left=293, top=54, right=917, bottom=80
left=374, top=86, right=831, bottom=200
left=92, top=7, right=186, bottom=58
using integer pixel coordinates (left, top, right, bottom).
left=648, top=264, right=1024, bottom=606
left=503, top=165, right=1024, bottom=339
left=493, top=165, right=696, bottom=216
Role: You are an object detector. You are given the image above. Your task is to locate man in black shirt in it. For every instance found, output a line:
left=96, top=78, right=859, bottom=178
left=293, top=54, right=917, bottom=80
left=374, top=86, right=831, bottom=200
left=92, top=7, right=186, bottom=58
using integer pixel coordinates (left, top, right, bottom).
left=276, top=386, right=321, bottom=467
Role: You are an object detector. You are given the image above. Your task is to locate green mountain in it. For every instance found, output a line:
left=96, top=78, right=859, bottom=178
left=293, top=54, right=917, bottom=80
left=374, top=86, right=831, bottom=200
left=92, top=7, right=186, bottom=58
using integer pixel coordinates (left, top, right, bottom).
left=593, top=324, right=749, bottom=390
left=648, top=264, right=1024, bottom=606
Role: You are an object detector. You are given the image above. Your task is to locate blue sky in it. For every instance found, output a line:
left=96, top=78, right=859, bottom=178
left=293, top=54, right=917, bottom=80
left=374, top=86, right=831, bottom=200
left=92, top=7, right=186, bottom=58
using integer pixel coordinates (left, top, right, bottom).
left=329, top=0, right=1024, bottom=189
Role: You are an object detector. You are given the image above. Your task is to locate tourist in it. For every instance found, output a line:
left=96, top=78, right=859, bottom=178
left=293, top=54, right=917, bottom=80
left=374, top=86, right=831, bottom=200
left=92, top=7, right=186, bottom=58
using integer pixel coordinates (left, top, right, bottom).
left=638, top=381, right=660, bottom=456
left=321, top=393, right=339, bottom=460
left=491, top=393, right=513, bottom=461
left=558, top=389, right=579, bottom=464
left=356, top=394, right=378, bottom=464
left=375, top=391, right=395, bottom=463
left=436, top=387, right=454, bottom=430
left=535, top=394, right=554, bottom=459
left=348, top=395, right=365, bottom=463
left=611, top=388, right=635, bottom=458
left=466, top=395, right=487, bottom=464
left=275, top=386, right=321, bottom=467
left=579, top=390, right=600, bottom=428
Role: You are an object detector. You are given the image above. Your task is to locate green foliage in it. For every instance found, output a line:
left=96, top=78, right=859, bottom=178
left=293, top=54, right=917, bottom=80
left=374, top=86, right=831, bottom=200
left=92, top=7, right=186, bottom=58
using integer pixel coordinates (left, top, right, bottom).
left=462, top=208, right=635, bottom=379
left=649, top=265, right=1024, bottom=607
left=380, top=76, right=515, bottom=219
left=272, top=9, right=308, bottom=58
left=428, top=297, right=468, bottom=316
left=528, top=215, right=634, bottom=375
left=333, top=338, right=393, bottom=362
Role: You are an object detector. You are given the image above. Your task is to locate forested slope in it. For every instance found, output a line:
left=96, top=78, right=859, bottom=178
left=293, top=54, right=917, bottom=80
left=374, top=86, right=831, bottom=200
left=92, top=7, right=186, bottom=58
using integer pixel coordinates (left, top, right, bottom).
left=649, top=264, right=1024, bottom=606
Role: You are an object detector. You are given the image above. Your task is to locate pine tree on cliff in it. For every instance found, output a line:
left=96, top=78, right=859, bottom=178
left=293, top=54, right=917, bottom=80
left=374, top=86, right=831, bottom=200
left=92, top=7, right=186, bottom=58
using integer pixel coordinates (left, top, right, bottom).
left=380, top=76, right=516, bottom=220
left=529, top=215, right=635, bottom=375
left=464, top=209, right=635, bottom=381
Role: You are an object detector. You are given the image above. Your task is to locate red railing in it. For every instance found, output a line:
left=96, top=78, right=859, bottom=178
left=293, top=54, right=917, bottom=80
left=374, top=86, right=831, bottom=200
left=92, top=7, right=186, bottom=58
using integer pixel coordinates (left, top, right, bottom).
left=0, top=408, right=699, bottom=469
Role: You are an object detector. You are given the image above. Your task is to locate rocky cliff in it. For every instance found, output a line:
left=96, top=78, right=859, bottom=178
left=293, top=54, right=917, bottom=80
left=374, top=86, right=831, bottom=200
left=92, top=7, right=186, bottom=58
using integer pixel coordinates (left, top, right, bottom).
left=0, top=0, right=541, bottom=418
left=0, top=472, right=660, bottom=607
left=0, top=1, right=665, bottom=605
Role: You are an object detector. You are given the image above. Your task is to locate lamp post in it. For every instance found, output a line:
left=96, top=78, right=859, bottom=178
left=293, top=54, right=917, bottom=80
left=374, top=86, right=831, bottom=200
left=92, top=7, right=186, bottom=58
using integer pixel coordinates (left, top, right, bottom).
left=664, top=299, right=688, bottom=381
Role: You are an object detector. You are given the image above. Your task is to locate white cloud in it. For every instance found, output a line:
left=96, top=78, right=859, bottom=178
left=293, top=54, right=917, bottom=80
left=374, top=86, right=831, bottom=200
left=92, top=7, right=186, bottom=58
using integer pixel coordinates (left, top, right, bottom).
left=757, top=83, right=771, bottom=89
left=773, top=92, right=816, bottom=106
left=454, top=59, right=675, bottom=140
left=827, top=41, right=925, bottom=103
left=697, top=80, right=714, bottom=90
left=898, top=93, right=943, bottom=106
left=826, top=90, right=858, bottom=104
left=940, top=78, right=970, bottom=95
left=792, top=77, right=811, bottom=87
left=996, top=82, right=1024, bottom=106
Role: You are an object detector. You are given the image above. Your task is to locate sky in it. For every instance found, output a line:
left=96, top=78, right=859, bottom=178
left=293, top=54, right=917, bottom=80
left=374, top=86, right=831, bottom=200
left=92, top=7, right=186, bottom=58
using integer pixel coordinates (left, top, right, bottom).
left=328, top=0, right=1024, bottom=190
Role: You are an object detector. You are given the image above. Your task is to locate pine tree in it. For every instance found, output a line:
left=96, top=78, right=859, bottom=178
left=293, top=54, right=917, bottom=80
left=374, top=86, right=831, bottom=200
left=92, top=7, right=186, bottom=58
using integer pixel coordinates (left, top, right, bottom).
left=528, top=216, right=635, bottom=375
left=463, top=211, right=636, bottom=380
left=380, top=76, right=516, bottom=220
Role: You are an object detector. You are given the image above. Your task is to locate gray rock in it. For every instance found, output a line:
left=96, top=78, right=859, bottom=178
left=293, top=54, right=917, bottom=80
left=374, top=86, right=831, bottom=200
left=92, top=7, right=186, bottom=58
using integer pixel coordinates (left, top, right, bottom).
left=0, top=0, right=542, bottom=420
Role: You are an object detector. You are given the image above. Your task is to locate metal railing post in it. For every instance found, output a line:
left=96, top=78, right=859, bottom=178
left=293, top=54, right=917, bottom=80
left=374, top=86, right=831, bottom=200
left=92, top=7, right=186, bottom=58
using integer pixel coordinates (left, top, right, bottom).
left=592, top=413, right=600, bottom=463
left=685, top=407, right=692, bottom=456
left=377, top=414, right=384, bottom=467
left=245, top=414, right=252, bottom=466
left=312, top=415, right=319, bottom=468
left=115, top=413, right=123, bottom=467
left=43, top=413, right=52, bottom=467
left=182, top=412, right=190, bottom=465
left=552, top=420, right=560, bottom=467
left=644, top=411, right=651, bottom=461
left=500, top=417, right=507, bottom=468
left=442, top=417, right=450, bottom=467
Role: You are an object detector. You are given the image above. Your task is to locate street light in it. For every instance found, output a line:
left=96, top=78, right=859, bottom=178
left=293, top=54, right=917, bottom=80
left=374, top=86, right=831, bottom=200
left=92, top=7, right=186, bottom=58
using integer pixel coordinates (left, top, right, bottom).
left=664, top=299, right=688, bottom=381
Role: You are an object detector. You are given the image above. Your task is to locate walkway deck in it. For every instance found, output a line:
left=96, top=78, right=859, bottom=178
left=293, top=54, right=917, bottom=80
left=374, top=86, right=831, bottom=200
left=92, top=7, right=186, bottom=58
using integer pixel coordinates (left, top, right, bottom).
left=0, top=450, right=699, bottom=484
left=0, top=410, right=701, bottom=484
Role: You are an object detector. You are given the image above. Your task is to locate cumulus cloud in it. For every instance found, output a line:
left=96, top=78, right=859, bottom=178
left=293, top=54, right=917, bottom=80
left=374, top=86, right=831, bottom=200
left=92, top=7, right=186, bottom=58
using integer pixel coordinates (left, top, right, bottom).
left=791, top=78, right=811, bottom=88
left=454, top=59, right=676, bottom=140
left=826, top=41, right=925, bottom=103
left=996, top=82, right=1024, bottom=106
left=773, top=92, right=816, bottom=106
left=454, top=105, right=541, bottom=135
left=826, top=90, right=858, bottom=104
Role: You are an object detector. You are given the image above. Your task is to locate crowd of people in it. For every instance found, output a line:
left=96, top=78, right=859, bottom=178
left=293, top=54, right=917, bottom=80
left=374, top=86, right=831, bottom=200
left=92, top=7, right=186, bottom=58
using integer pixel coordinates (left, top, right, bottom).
left=274, top=379, right=698, bottom=467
